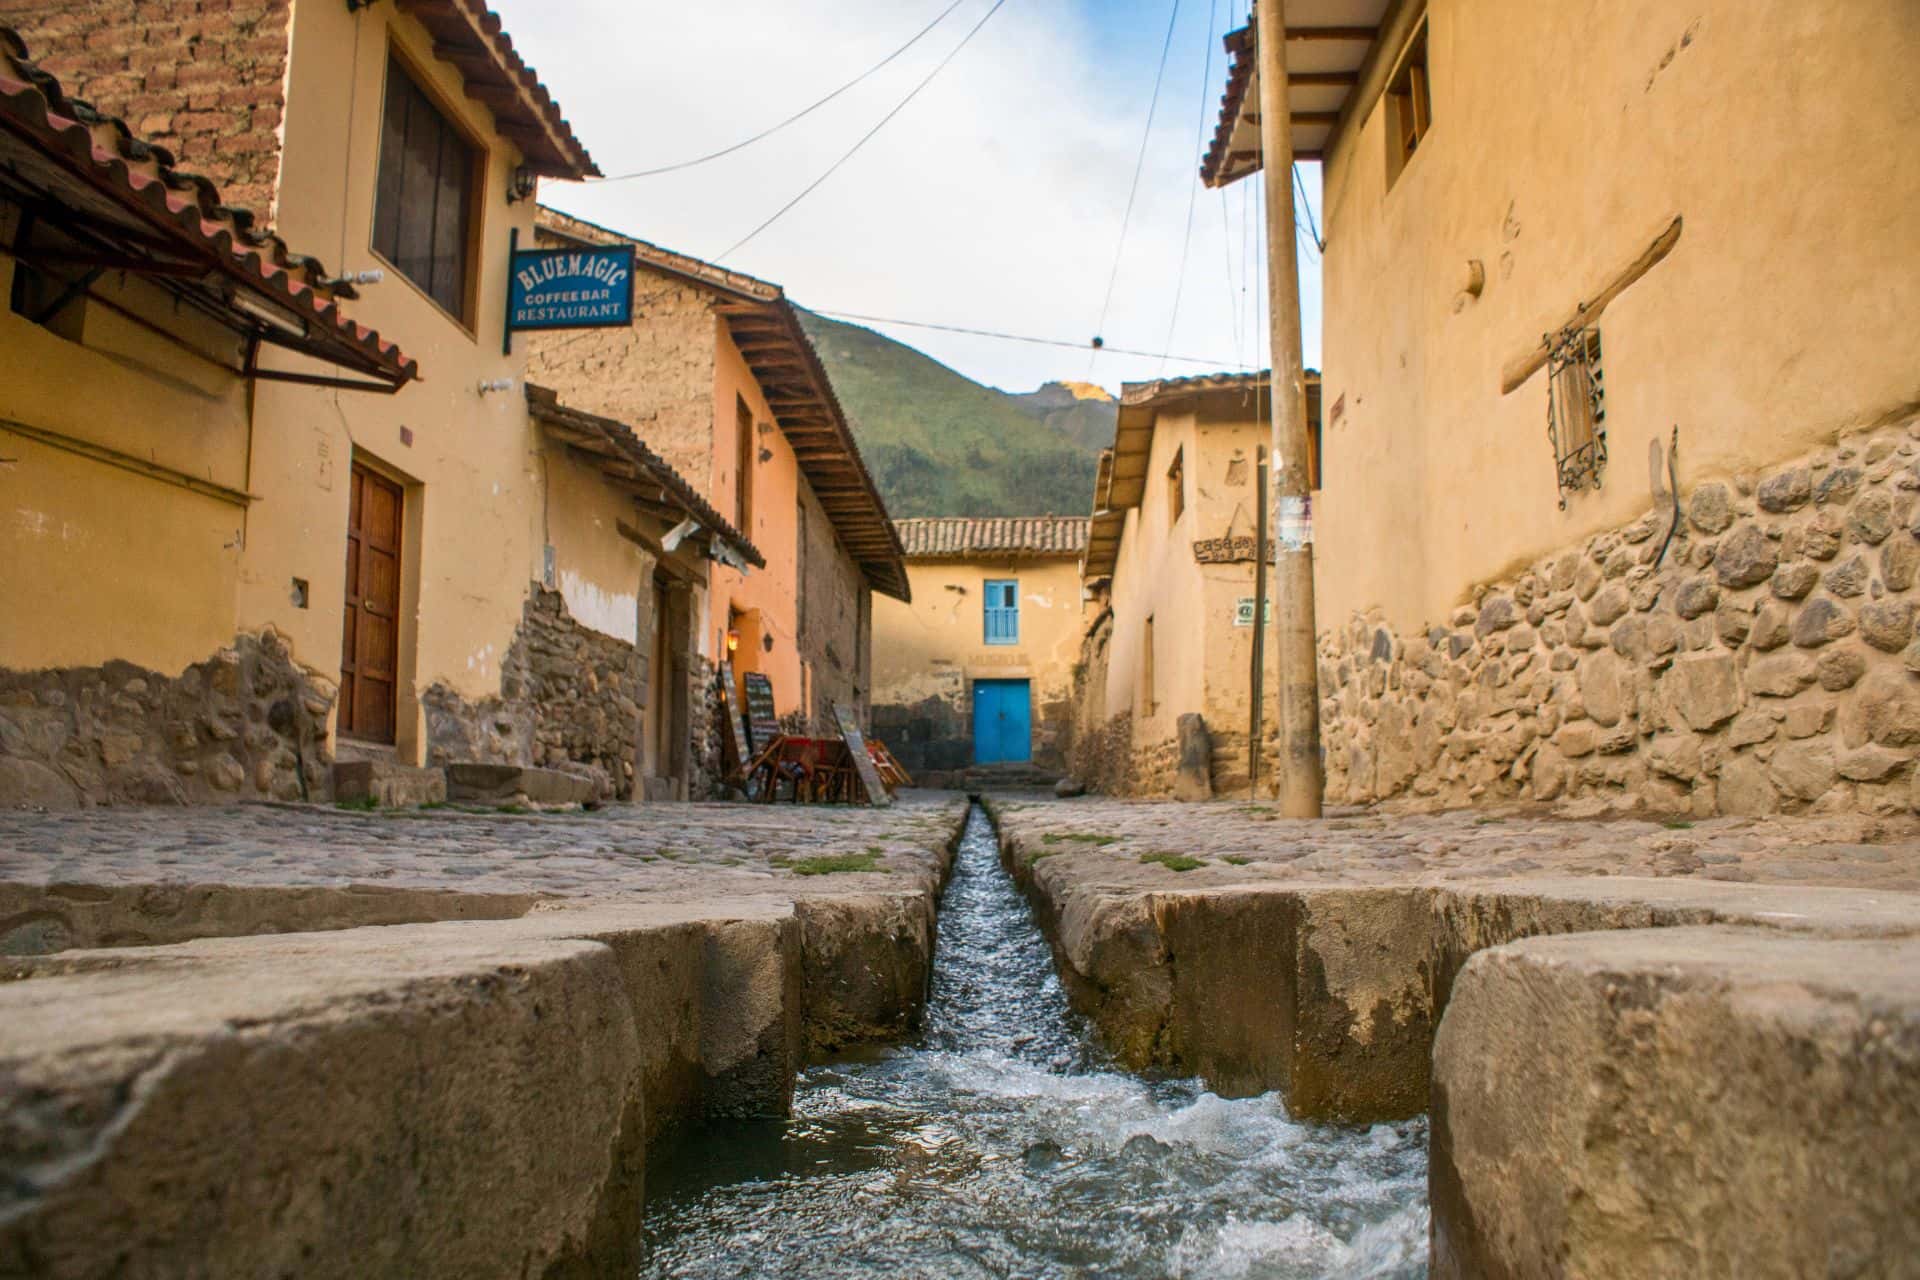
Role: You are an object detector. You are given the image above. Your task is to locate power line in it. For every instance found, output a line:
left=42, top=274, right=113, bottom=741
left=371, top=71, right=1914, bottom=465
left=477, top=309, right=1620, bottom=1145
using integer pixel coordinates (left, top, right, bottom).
left=1089, top=0, right=1183, bottom=350
left=716, top=0, right=1012, bottom=262
left=589, top=0, right=971, bottom=183
left=812, top=308, right=1249, bottom=368
left=1160, top=0, right=1219, bottom=376
left=1293, top=161, right=1323, bottom=253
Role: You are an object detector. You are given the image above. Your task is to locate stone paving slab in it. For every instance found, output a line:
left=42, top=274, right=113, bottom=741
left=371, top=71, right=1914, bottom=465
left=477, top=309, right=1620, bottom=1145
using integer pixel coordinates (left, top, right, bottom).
left=990, top=795, right=1920, bottom=892
left=0, top=793, right=967, bottom=908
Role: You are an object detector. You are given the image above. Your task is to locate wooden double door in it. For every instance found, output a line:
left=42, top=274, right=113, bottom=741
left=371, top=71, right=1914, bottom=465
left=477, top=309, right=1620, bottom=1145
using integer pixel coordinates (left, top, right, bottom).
left=339, top=462, right=403, bottom=744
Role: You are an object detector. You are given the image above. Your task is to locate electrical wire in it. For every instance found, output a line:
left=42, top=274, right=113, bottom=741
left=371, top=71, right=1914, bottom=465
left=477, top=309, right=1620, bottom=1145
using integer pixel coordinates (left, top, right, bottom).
left=811, top=308, right=1248, bottom=368
left=1293, top=160, right=1323, bottom=253
left=589, top=0, right=971, bottom=183
left=1159, top=0, right=1219, bottom=376
left=715, top=0, right=1012, bottom=262
left=1089, top=0, right=1183, bottom=351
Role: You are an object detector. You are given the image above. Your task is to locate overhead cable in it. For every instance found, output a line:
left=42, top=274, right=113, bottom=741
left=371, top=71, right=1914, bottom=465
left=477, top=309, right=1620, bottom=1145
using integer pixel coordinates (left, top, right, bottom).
left=1160, top=0, right=1219, bottom=375
left=812, top=308, right=1249, bottom=368
left=716, top=0, right=1012, bottom=262
left=1089, top=0, right=1183, bottom=350
left=589, top=0, right=971, bottom=183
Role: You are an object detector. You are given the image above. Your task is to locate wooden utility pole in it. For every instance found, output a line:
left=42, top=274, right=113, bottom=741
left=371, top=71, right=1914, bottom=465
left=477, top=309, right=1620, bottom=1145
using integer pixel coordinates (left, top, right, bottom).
left=1254, top=0, right=1324, bottom=816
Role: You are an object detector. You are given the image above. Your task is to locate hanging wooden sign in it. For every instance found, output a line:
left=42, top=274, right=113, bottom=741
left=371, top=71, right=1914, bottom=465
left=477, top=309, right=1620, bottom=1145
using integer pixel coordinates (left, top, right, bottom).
left=1193, top=534, right=1266, bottom=564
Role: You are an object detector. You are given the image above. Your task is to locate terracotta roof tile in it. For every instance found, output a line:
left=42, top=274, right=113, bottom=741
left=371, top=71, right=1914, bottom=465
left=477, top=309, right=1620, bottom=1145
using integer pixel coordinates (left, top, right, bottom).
left=894, top=516, right=1090, bottom=560
left=526, top=384, right=763, bottom=568
left=0, top=26, right=417, bottom=385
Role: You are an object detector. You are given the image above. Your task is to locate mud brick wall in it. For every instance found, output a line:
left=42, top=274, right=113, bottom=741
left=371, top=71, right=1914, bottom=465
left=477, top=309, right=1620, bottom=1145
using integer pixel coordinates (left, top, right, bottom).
left=0, top=0, right=292, bottom=219
left=424, top=586, right=645, bottom=802
left=1323, top=415, right=1920, bottom=817
left=0, top=630, right=332, bottom=808
left=527, top=225, right=720, bottom=490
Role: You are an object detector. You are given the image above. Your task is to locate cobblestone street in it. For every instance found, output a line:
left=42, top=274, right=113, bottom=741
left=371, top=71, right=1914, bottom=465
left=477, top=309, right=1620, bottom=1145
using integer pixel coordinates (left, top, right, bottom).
left=991, top=795, right=1920, bottom=893
left=0, top=794, right=966, bottom=909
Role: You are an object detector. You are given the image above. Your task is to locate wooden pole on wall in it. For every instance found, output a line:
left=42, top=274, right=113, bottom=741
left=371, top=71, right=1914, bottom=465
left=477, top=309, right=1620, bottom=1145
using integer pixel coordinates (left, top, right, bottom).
left=1255, top=0, right=1324, bottom=817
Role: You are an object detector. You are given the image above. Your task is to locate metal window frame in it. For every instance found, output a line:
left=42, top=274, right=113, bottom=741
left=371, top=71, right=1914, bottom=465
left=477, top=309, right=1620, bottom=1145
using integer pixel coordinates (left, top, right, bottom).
left=983, top=578, right=1020, bottom=645
left=1545, top=321, right=1607, bottom=508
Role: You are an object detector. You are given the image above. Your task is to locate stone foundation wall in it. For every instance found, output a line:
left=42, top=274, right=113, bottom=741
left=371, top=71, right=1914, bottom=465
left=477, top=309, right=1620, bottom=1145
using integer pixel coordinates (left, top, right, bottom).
left=1324, top=414, right=1920, bottom=817
left=424, top=586, right=644, bottom=802
left=0, top=630, right=332, bottom=809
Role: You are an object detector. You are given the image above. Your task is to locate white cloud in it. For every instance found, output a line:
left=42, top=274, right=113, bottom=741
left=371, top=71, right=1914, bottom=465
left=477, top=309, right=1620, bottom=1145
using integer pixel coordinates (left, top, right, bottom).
left=493, top=0, right=1322, bottom=395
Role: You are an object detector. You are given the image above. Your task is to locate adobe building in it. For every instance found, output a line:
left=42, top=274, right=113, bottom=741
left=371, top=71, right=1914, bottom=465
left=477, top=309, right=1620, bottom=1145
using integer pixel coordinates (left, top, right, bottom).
left=1070, top=373, right=1317, bottom=798
left=870, top=517, right=1088, bottom=781
left=0, top=6, right=747, bottom=806
left=526, top=209, right=909, bottom=774
left=1204, top=2, right=1920, bottom=816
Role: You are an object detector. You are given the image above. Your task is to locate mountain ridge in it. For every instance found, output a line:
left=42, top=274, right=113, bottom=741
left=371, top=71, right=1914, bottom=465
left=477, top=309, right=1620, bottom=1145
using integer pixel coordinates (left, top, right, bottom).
left=797, top=311, right=1116, bottom=520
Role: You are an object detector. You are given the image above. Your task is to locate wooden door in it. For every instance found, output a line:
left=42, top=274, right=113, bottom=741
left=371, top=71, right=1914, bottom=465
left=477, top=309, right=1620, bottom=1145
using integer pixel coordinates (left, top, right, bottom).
left=340, top=463, right=403, bottom=743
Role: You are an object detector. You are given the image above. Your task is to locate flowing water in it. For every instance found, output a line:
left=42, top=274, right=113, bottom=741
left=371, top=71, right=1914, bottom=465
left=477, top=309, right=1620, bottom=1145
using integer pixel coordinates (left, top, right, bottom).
left=638, top=808, right=1428, bottom=1278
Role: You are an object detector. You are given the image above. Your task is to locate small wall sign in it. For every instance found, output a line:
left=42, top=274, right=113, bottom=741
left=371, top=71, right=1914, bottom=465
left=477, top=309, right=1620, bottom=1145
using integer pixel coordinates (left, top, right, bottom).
left=1234, top=597, right=1274, bottom=627
left=1193, top=534, right=1267, bottom=564
left=507, top=244, right=635, bottom=332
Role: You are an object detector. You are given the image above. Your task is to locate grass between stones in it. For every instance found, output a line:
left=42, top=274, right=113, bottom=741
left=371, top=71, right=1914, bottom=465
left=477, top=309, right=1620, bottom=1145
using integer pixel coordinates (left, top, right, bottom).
left=1041, top=832, right=1119, bottom=846
left=1140, top=851, right=1206, bottom=872
left=1223, top=854, right=1251, bottom=865
left=770, top=850, right=888, bottom=875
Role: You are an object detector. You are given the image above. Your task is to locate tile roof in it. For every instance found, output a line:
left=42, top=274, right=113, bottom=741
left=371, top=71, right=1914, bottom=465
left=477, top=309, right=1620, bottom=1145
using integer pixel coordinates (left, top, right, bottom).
left=526, top=384, right=763, bottom=568
left=1200, top=5, right=1400, bottom=189
left=0, top=26, right=417, bottom=387
left=399, top=0, right=597, bottom=179
left=894, top=517, right=1090, bottom=560
left=534, top=207, right=910, bottom=602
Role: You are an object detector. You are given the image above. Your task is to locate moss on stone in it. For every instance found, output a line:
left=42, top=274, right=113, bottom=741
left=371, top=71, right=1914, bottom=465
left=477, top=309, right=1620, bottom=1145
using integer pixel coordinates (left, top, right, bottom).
left=780, top=850, right=887, bottom=876
left=1140, top=851, right=1205, bottom=872
left=1042, top=832, right=1119, bottom=847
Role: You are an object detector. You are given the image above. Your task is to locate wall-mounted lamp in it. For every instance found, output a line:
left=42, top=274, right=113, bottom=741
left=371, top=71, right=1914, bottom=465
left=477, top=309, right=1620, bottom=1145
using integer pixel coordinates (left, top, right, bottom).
left=725, top=629, right=740, bottom=654
left=507, top=165, right=538, bottom=205
left=319, top=268, right=384, bottom=290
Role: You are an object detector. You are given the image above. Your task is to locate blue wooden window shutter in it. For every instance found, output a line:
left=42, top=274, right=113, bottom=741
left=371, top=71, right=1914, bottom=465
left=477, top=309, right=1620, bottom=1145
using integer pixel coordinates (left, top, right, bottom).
left=984, top=579, right=1019, bottom=644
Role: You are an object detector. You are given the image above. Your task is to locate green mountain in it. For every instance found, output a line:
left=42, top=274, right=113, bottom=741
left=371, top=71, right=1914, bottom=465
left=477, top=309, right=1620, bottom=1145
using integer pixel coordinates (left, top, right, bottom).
left=798, top=311, right=1115, bottom=519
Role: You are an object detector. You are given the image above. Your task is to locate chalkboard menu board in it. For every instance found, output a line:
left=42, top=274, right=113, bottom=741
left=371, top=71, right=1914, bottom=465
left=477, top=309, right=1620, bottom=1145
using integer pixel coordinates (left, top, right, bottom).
left=715, top=661, right=748, bottom=782
left=834, top=703, right=892, bottom=808
left=742, top=672, right=780, bottom=751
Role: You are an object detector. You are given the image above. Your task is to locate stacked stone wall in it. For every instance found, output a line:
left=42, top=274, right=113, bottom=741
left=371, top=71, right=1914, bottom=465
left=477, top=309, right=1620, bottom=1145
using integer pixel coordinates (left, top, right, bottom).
left=425, top=586, right=644, bottom=802
left=0, top=0, right=292, bottom=219
left=0, top=630, right=332, bottom=808
left=1323, top=414, right=1920, bottom=817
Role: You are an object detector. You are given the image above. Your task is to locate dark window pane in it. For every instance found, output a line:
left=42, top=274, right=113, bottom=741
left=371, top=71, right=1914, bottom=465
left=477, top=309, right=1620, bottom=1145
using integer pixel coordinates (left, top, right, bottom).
left=429, top=124, right=470, bottom=313
left=372, top=64, right=408, bottom=261
left=372, top=56, right=476, bottom=321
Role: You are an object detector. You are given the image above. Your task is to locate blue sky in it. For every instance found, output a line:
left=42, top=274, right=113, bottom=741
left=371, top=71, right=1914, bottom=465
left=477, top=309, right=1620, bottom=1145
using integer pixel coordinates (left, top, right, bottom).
left=490, top=0, right=1322, bottom=394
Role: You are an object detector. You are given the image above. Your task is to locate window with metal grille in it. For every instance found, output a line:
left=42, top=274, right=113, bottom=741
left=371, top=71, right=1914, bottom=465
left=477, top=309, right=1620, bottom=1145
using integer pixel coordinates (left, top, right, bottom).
left=1385, top=19, right=1431, bottom=189
left=373, top=54, right=479, bottom=322
left=1546, top=325, right=1607, bottom=507
left=984, top=579, right=1019, bottom=645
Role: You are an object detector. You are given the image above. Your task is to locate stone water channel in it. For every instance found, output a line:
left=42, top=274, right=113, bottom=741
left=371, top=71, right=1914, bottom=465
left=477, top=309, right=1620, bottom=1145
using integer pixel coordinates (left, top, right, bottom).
left=638, top=806, right=1428, bottom=1278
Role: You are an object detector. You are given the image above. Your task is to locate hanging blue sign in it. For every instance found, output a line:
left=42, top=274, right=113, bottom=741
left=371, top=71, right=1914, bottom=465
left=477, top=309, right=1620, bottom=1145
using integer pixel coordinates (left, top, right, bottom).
left=506, top=243, right=635, bottom=332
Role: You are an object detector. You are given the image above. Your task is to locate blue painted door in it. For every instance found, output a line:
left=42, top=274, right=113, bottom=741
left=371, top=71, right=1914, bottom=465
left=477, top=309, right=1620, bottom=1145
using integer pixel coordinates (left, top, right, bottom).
left=972, top=679, right=1032, bottom=764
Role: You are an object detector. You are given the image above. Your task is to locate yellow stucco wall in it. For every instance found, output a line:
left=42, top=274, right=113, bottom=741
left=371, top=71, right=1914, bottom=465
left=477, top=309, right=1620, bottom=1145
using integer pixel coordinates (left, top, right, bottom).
left=708, top=318, right=808, bottom=719
left=872, top=555, right=1084, bottom=721
left=232, top=0, right=554, bottom=759
left=1104, top=403, right=1275, bottom=737
left=1317, top=0, right=1920, bottom=634
left=0, top=210, right=253, bottom=674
